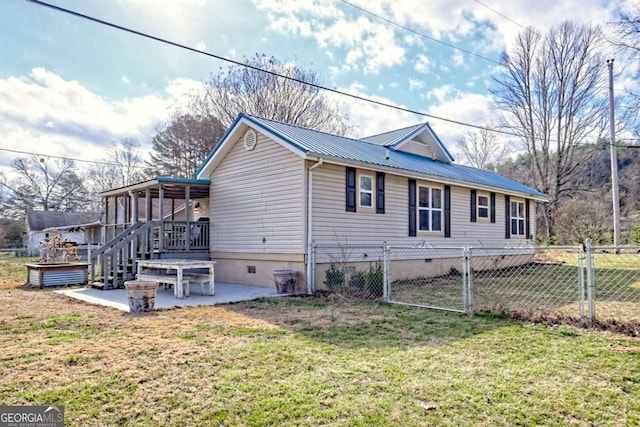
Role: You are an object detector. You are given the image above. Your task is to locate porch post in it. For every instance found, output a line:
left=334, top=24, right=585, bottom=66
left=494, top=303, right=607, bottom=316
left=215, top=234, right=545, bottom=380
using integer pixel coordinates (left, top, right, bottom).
left=159, top=185, right=165, bottom=252
left=185, top=185, right=191, bottom=251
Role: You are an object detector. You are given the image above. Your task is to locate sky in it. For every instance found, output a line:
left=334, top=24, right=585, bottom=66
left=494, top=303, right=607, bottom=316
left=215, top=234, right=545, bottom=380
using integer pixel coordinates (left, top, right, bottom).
left=0, top=0, right=635, bottom=178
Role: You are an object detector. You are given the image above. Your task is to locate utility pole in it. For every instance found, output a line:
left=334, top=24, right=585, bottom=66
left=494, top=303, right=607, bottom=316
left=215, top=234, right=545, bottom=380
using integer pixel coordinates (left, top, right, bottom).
left=607, top=59, right=621, bottom=247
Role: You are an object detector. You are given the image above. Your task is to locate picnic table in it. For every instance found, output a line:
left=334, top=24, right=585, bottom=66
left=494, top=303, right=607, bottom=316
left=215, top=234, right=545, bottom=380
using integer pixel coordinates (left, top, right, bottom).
left=136, top=259, right=215, bottom=299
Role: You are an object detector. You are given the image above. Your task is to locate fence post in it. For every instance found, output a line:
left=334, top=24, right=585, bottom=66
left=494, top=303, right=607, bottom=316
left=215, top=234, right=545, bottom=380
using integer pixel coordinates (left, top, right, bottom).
left=463, top=247, right=473, bottom=316
left=585, top=239, right=595, bottom=322
left=383, top=242, right=389, bottom=302
left=578, top=244, right=586, bottom=320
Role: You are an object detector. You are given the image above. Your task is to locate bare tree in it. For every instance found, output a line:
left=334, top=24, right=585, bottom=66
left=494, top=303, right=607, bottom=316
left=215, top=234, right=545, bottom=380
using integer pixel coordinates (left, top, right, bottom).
left=0, top=156, right=90, bottom=214
left=555, top=193, right=612, bottom=245
left=193, top=54, right=351, bottom=135
left=108, top=138, right=147, bottom=187
left=148, top=113, right=226, bottom=178
left=491, top=22, right=607, bottom=242
left=609, top=3, right=640, bottom=136
left=609, top=3, right=640, bottom=54
left=457, top=126, right=510, bottom=170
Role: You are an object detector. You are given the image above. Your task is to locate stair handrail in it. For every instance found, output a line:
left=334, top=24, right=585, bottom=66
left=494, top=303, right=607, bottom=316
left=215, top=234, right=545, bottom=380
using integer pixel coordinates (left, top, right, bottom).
left=90, top=221, right=156, bottom=285
left=91, top=222, right=147, bottom=259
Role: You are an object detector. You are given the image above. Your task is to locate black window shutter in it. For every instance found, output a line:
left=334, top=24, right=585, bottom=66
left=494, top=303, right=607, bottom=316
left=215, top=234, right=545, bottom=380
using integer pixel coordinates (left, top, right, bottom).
left=490, top=192, right=496, bottom=223
left=525, top=199, right=531, bottom=239
left=408, top=179, right=416, bottom=237
left=345, top=167, right=356, bottom=212
left=505, top=195, right=511, bottom=239
left=376, top=172, right=385, bottom=214
left=444, top=185, right=451, bottom=238
left=470, top=189, right=477, bottom=222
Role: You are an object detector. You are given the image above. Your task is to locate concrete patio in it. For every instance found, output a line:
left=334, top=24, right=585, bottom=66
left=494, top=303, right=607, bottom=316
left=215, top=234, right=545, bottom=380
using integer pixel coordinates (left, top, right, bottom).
left=56, top=282, right=284, bottom=312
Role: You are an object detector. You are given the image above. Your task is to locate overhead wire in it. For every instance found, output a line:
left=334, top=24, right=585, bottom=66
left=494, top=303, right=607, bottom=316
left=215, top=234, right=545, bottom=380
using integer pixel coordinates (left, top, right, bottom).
left=0, top=147, right=148, bottom=168
left=24, top=0, right=636, bottom=152
left=26, top=0, right=516, bottom=138
left=337, top=0, right=502, bottom=65
left=472, top=0, right=528, bottom=30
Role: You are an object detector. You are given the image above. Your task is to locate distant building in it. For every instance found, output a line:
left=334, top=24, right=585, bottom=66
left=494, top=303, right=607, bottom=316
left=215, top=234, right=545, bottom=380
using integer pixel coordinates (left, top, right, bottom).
left=25, top=210, right=101, bottom=257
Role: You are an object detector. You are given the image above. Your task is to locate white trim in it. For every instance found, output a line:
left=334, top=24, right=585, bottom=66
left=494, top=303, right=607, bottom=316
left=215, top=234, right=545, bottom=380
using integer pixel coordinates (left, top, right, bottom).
left=477, top=193, right=490, bottom=220
left=417, top=184, right=443, bottom=233
left=358, top=174, right=373, bottom=208
left=197, top=117, right=307, bottom=179
left=510, top=199, right=526, bottom=237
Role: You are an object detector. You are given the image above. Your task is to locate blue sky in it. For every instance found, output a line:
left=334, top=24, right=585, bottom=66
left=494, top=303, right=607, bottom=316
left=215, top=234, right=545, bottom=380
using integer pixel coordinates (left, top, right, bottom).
left=0, top=0, right=633, bottom=175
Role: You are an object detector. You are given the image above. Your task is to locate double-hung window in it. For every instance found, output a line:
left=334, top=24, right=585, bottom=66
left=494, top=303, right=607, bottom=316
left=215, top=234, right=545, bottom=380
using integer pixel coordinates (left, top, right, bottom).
left=359, top=175, right=373, bottom=208
left=418, top=186, right=442, bottom=232
left=477, top=194, right=489, bottom=219
left=510, top=200, right=525, bottom=236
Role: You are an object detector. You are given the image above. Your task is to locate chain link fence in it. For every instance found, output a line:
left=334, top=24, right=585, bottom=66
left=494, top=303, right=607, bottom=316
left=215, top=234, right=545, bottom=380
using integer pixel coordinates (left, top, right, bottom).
left=590, top=246, right=640, bottom=324
left=311, top=241, right=640, bottom=327
left=312, top=244, right=385, bottom=299
left=470, top=246, right=586, bottom=320
left=386, top=246, right=467, bottom=313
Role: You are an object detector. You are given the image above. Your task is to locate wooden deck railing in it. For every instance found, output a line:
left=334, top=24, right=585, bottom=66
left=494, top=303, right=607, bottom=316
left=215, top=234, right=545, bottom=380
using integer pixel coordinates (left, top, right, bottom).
left=154, top=221, right=210, bottom=252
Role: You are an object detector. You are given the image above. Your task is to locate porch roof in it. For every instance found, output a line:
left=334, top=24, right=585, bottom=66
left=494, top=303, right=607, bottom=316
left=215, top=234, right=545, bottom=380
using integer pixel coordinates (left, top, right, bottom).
left=99, top=176, right=211, bottom=199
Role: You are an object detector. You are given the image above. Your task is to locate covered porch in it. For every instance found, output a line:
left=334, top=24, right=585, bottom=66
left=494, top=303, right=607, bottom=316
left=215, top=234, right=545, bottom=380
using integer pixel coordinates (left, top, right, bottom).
left=92, top=177, right=212, bottom=289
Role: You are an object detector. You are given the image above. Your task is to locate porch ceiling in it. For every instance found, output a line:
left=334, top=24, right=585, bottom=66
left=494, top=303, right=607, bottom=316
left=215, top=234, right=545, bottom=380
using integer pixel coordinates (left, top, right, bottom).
left=100, top=177, right=210, bottom=200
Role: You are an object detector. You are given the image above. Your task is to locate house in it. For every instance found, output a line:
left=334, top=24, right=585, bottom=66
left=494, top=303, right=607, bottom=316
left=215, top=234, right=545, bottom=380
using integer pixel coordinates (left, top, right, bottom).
left=193, top=113, right=548, bottom=292
left=95, top=113, right=547, bottom=291
left=25, top=210, right=101, bottom=257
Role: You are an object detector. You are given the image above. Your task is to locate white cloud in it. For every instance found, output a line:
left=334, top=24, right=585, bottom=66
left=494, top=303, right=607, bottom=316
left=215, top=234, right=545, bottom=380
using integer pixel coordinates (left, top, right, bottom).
left=0, top=68, right=199, bottom=172
left=408, top=78, right=424, bottom=91
left=329, top=83, right=419, bottom=137
left=254, top=0, right=405, bottom=73
left=425, top=91, right=500, bottom=154
left=121, top=76, right=130, bottom=84
left=195, top=40, right=207, bottom=52
left=414, top=54, right=431, bottom=74
left=452, top=51, right=464, bottom=66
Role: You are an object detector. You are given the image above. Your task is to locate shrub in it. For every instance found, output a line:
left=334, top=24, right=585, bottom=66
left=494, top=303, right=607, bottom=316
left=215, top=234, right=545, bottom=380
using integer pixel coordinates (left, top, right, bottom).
left=365, top=263, right=384, bottom=298
left=348, top=271, right=367, bottom=291
left=324, top=264, right=345, bottom=291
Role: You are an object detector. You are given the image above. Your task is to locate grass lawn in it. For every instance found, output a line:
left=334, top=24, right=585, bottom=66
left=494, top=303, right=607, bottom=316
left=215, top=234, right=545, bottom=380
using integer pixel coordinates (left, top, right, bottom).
left=1, top=254, right=639, bottom=426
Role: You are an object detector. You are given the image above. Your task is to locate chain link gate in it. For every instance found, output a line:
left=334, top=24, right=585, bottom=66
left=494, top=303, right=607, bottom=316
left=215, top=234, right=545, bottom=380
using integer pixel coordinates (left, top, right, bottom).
left=386, top=246, right=470, bottom=313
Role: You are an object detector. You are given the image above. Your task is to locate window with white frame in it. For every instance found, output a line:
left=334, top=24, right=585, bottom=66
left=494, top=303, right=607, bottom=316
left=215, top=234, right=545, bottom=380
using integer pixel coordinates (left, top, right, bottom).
left=359, top=175, right=373, bottom=208
left=477, top=194, right=489, bottom=219
left=418, top=186, right=442, bottom=232
left=510, top=200, right=525, bottom=236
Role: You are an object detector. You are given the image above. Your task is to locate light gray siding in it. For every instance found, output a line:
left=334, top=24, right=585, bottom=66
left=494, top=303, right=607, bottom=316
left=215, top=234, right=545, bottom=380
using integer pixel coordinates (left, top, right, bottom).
left=208, top=132, right=305, bottom=253
left=311, top=162, right=534, bottom=247
left=396, top=140, right=435, bottom=159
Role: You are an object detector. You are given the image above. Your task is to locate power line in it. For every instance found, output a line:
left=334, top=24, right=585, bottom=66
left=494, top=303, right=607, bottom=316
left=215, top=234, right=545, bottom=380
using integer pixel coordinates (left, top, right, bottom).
left=0, top=146, right=111, bottom=166
left=26, top=0, right=514, bottom=138
left=338, top=0, right=502, bottom=65
left=473, top=0, right=527, bottom=30
left=0, top=147, right=148, bottom=168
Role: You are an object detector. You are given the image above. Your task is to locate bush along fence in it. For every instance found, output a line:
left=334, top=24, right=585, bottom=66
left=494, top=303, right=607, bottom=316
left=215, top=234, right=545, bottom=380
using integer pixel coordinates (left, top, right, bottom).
left=311, top=240, right=640, bottom=328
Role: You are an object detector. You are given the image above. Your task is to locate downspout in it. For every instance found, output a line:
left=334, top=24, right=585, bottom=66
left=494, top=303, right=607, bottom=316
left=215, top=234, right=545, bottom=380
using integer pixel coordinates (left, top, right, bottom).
left=306, top=158, right=324, bottom=294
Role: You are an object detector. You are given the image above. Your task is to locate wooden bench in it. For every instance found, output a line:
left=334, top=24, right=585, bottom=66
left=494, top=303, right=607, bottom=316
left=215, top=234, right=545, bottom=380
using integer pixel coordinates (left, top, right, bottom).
left=183, top=273, right=214, bottom=296
left=137, top=273, right=189, bottom=299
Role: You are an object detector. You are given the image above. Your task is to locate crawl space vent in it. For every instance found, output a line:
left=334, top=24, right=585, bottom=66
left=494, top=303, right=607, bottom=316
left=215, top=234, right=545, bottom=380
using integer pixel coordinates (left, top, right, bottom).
left=244, top=129, right=257, bottom=151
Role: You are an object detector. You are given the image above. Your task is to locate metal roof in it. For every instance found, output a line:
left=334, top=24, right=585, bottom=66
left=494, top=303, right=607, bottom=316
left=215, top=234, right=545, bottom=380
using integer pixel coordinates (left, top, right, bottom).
left=243, top=115, right=547, bottom=199
left=360, top=124, right=425, bottom=147
left=26, top=211, right=101, bottom=232
left=99, top=176, right=211, bottom=199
